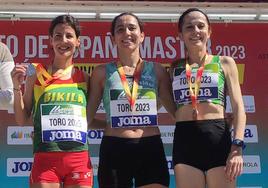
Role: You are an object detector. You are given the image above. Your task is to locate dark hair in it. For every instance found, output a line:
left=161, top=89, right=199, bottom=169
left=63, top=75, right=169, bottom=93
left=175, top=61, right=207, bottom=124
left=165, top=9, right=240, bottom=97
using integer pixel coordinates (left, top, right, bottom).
left=111, top=12, right=144, bottom=36
left=178, top=8, right=210, bottom=32
left=49, top=14, right=80, bottom=37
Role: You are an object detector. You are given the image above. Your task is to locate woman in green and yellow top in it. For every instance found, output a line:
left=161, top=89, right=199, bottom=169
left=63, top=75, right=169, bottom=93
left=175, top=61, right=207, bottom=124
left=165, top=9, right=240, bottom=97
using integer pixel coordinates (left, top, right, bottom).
left=11, top=15, right=93, bottom=188
left=170, top=8, right=246, bottom=188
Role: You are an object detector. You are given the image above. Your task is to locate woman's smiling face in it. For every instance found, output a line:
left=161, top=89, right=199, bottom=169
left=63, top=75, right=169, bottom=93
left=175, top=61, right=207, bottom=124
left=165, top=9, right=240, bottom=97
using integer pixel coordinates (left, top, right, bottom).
left=112, top=14, right=144, bottom=52
left=50, top=23, right=80, bottom=58
left=179, top=11, right=211, bottom=50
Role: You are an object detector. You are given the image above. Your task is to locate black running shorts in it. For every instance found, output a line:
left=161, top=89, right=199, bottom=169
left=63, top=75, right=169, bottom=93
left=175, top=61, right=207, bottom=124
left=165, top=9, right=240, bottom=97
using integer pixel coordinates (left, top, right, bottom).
left=98, top=135, right=169, bottom=188
left=173, top=119, right=232, bottom=171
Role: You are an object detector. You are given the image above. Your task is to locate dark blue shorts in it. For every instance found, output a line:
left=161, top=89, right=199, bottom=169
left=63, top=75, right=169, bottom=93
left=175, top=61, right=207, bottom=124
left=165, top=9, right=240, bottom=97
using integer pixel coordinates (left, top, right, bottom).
left=98, top=135, right=169, bottom=188
left=173, top=119, right=232, bottom=172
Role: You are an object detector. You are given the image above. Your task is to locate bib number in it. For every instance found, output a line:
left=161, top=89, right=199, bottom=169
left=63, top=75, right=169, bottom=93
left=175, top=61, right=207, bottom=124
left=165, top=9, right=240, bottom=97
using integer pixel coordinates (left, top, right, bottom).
left=109, top=88, right=158, bottom=128
left=41, top=104, right=87, bottom=144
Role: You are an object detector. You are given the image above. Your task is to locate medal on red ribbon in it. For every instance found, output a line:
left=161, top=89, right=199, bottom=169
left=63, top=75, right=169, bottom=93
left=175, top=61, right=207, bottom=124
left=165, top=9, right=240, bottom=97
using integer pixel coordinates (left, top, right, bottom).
left=185, top=54, right=208, bottom=119
left=117, top=59, right=143, bottom=111
left=32, top=63, right=73, bottom=87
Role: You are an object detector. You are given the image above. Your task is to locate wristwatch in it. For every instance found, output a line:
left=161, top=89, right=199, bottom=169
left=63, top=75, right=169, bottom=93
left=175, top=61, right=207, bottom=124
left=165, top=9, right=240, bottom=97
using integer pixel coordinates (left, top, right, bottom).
left=232, top=139, right=246, bottom=149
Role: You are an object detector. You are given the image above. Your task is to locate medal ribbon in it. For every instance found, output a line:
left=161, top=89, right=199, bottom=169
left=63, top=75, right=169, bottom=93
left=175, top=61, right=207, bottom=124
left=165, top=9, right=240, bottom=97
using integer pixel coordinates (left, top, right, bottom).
left=32, top=63, right=73, bottom=87
left=117, top=59, right=143, bottom=110
left=185, top=54, right=208, bottom=111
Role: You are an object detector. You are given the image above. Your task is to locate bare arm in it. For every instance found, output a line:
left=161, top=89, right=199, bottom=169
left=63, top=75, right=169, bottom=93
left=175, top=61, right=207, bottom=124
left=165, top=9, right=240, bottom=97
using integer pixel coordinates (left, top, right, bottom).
left=155, top=63, right=176, bottom=120
left=221, top=56, right=246, bottom=181
left=221, top=56, right=246, bottom=140
left=87, top=64, right=107, bottom=129
left=11, top=65, right=35, bottom=125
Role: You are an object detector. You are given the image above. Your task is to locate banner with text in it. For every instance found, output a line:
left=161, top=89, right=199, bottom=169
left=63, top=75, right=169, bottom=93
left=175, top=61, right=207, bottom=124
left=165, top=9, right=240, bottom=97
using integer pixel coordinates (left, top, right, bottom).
left=0, top=20, right=267, bottom=188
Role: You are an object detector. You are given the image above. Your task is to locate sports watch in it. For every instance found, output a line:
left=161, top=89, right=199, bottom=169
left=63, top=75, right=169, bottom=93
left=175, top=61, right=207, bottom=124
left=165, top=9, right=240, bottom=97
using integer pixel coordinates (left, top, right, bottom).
left=232, top=139, right=246, bottom=149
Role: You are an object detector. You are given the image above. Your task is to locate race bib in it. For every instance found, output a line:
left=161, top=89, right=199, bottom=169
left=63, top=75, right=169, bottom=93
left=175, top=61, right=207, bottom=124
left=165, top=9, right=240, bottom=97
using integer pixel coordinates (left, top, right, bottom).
left=41, top=104, right=87, bottom=144
left=173, top=63, right=220, bottom=104
left=110, top=88, right=158, bottom=128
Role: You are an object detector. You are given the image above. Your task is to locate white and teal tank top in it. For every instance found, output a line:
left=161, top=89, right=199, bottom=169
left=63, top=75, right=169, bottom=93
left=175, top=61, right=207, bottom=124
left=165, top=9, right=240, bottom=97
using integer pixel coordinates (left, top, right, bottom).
left=103, top=61, right=158, bottom=128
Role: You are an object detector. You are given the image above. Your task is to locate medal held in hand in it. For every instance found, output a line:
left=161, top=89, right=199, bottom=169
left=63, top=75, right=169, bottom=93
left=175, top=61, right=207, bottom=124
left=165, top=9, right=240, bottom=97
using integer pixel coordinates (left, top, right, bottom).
left=185, top=54, right=207, bottom=119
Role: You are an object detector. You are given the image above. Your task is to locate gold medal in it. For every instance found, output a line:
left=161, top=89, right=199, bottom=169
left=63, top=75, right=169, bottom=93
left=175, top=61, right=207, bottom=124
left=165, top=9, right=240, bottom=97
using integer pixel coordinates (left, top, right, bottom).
left=192, top=108, right=198, bottom=120
left=185, top=54, right=208, bottom=120
left=117, top=59, right=143, bottom=111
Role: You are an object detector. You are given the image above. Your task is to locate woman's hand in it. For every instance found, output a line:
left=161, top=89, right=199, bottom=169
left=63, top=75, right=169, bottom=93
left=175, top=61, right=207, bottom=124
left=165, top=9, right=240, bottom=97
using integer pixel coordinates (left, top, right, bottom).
left=11, top=64, right=27, bottom=88
left=225, top=146, right=243, bottom=182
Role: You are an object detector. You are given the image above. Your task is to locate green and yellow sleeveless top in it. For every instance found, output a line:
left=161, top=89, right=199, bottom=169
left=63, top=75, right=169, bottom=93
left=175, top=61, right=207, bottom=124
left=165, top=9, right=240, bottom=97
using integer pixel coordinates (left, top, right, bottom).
left=32, top=63, right=88, bottom=153
left=172, top=56, right=226, bottom=108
